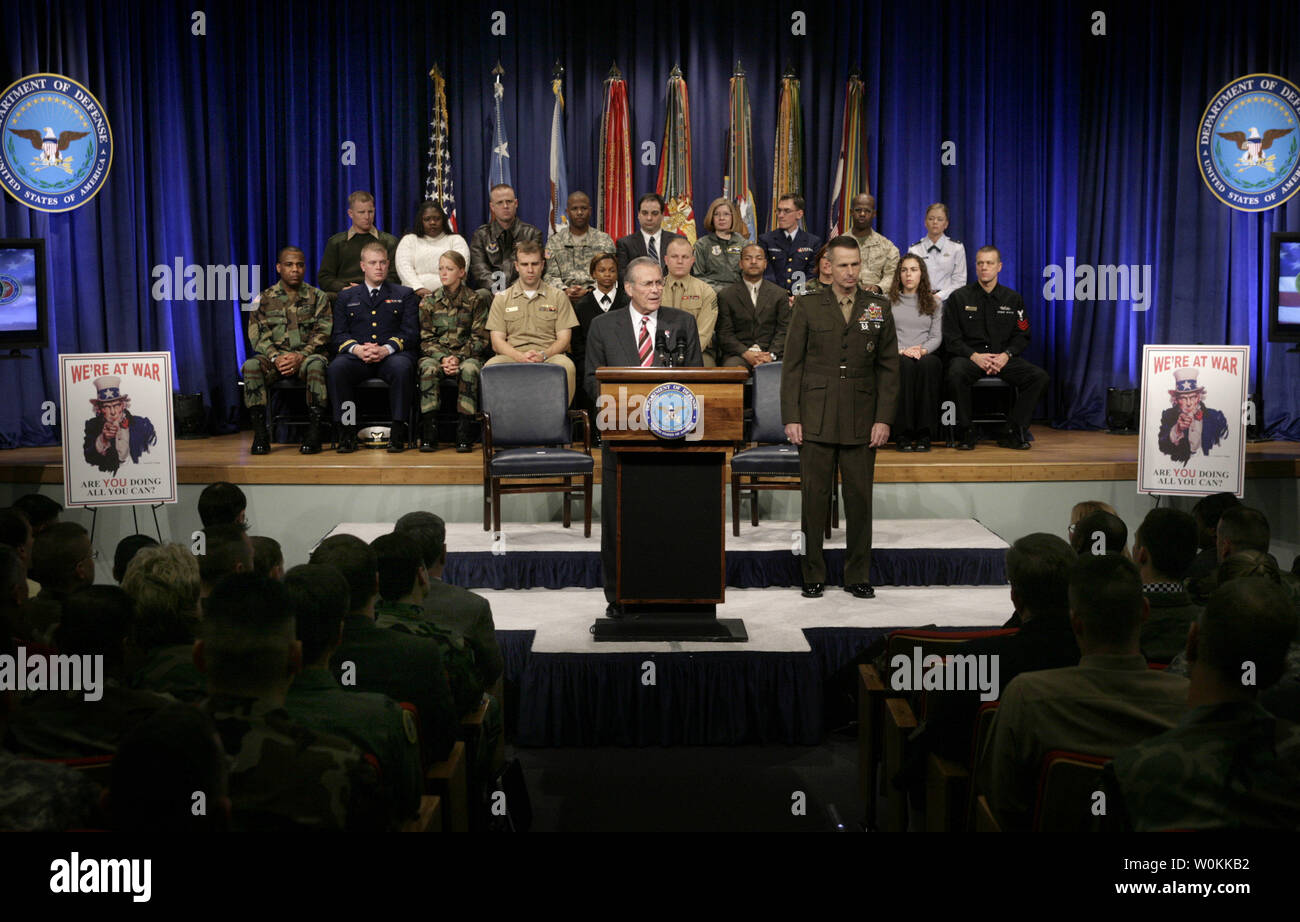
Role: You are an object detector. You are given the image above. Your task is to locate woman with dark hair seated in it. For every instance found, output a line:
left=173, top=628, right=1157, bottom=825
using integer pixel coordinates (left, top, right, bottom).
left=887, top=254, right=944, bottom=451
left=395, top=200, right=470, bottom=299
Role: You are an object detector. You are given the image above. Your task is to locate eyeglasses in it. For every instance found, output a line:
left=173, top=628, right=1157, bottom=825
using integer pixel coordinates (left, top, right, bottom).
left=636, top=280, right=666, bottom=289
left=775, top=207, right=799, bottom=215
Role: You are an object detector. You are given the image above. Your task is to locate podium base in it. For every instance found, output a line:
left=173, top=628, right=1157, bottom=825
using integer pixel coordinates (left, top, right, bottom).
left=591, top=616, right=748, bottom=642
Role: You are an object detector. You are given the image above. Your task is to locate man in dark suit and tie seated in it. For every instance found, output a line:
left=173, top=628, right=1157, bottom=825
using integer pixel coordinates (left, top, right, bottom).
left=327, top=242, right=419, bottom=453
left=615, top=193, right=683, bottom=281
left=585, top=256, right=703, bottom=618
left=758, top=193, right=822, bottom=295
left=716, top=243, right=791, bottom=369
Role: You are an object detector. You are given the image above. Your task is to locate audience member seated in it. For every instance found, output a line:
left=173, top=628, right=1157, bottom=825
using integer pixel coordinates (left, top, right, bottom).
left=395, top=200, right=470, bottom=297
left=846, top=193, right=899, bottom=293
left=196, top=573, right=386, bottom=831
left=571, top=252, right=628, bottom=423
left=544, top=190, right=615, bottom=302
left=801, top=243, right=833, bottom=295
left=1186, top=493, right=1240, bottom=583
left=908, top=202, right=967, bottom=302
left=759, top=194, right=821, bottom=295
left=309, top=535, right=459, bottom=765
left=7, top=586, right=174, bottom=758
left=199, top=523, right=255, bottom=599
left=484, top=240, right=580, bottom=404
left=662, top=236, right=720, bottom=365
left=942, top=246, right=1049, bottom=451
left=11, top=493, right=62, bottom=536
left=0, top=633, right=99, bottom=831
left=976, top=554, right=1188, bottom=830
left=1105, top=578, right=1300, bottom=830
left=469, top=183, right=543, bottom=292
left=417, top=250, right=488, bottom=454
left=1068, top=509, right=1128, bottom=558
left=24, top=522, right=94, bottom=645
left=692, top=197, right=748, bottom=293
left=197, top=481, right=247, bottom=529
left=0, top=546, right=27, bottom=643
left=250, top=536, right=283, bottom=581
left=615, top=192, right=683, bottom=280
left=1132, top=508, right=1201, bottom=663
left=318, top=189, right=399, bottom=293
left=912, top=534, right=1081, bottom=766
left=112, top=534, right=158, bottom=584
left=1189, top=504, right=1271, bottom=603
left=281, top=564, right=422, bottom=826
left=122, top=544, right=205, bottom=702
left=715, top=244, right=789, bottom=369
left=887, top=254, right=944, bottom=452
left=394, top=511, right=504, bottom=689
left=108, top=703, right=230, bottom=832
left=0, top=506, right=37, bottom=599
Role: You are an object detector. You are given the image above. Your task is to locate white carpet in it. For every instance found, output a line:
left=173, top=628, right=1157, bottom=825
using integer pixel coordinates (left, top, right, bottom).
left=325, top=518, right=1010, bottom=552
left=478, top=585, right=1011, bottom=654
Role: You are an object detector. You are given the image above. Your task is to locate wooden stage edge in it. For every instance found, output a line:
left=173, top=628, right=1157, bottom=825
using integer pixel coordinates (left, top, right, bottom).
left=2, top=429, right=1298, bottom=487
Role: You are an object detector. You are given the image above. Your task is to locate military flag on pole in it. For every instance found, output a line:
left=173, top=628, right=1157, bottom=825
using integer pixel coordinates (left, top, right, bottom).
left=769, top=66, right=804, bottom=231
left=488, top=61, right=512, bottom=191
left=827, top=72, right=868, bottom=237
left=724, top=61, right=758, bottom=240
left=597, top=63, right=633, bottom=241
left=656, top=65, right=696, bottom=244
left=425, top=65, right=459, bottom=232
left=548, top=63, right=570, bottom=237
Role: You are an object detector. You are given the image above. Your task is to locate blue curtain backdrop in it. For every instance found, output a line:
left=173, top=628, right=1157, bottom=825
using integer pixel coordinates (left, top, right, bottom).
left=1, top=0, right=1297, bottom=447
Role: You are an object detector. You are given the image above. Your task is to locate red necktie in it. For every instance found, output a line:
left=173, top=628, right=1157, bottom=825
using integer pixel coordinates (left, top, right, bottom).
left=638, top=316, right=653, bottom=366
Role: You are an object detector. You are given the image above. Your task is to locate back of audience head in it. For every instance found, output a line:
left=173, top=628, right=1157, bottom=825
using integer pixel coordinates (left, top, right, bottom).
left=199, top=523, right=254, bottom=590
left=283, top=564, right=350, bottom=666
left=1069, top=510, right=1128, bottom=558
left=122, top=544, right=201, bottom=651
left=308, top=534, right=377, bottom=615
left=197, top=573, right=298, bottom=696
left=394, top=511, right=447, bottom=572
left=12, top=493, right=62, bottom=535
left=113, top=534, right=159, bottom=583
left=109, top=704, right=230, bottom=832
left=1192, top=492, right=1240, bottom=549
left=1191, top=577, right=1297, bottom=695
left=0, top=507, right=33, bottom=567
left=198, top=481, right=248, bottom=528
left=1068, top=554, right=1146, bottom=653
left=1216, top=550, right=1281, bottom=586
left=371, top=532, right=426, bottom=602
left=55, top=585, right=134, bottom=672
left=1005, top=533, right=1075, bottom=621
left=1132, top=507, right=1198, bottom=581
left=1216, top=506, right=1269, bottom=560
left=250, top=535, right=284, bottom=581
left=31, top=521, right=94, bottom=592
left=1069, top=500, right=1116, bottom=528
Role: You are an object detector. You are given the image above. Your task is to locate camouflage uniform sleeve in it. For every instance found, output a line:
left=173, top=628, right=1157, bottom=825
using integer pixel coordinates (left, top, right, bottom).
left=468, top=288, right=490, bottom=358
left=302, top=287, right=333, bottom=356
left=419, top=294, right=449, bottom=363
left=543, top=231, right=565, bottom=288
left=247, top=292, right=281, bottom=359
left=344, top=749, right=391, bottom=832
left=383, top=698, right=425, bottom=823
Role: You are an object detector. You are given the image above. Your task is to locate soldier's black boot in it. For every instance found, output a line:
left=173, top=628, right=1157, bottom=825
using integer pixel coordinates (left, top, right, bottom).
left=456, top=414, right=473, bottom=453
left=337, top=424, right=358, bottom=453
left=300, top=406, right=323, bottom=455
left=419, top=412, right=438, bottom=452
left=388, top=421, right=408, bottom=453
left=249, top=407, right=270, bottom=455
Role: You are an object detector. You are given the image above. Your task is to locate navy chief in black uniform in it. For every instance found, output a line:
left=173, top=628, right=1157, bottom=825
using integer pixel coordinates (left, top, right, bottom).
left=328, top=241, right=419, bottom=453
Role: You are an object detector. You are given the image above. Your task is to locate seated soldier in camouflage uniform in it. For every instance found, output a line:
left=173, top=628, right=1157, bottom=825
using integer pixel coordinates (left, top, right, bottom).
left=543, top=191, right=615, bottom=303
left=418, top=251, right=488, bottom=453
left=241, top=246, right=332, bottom=455
left=122, top=544, right=206, bottom=702
left=196, top=573, right=387, bottom=831
left=371, top=531, right=501, bottom=780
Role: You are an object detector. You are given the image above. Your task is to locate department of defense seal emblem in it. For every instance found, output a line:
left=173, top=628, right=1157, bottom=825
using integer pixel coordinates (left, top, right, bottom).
left=0, top=73, right=112, bottom=213
left=0, top=274, right=20, bottom=306
left=1198, top=73, right=1300, bottom=213
left=644, top=382, right=699, bottom=440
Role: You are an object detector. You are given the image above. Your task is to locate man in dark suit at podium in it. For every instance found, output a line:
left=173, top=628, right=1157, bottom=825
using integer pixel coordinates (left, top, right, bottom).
left=585, top=257, right=703, bottom=617
left=782, top=236, right=899, bottom=600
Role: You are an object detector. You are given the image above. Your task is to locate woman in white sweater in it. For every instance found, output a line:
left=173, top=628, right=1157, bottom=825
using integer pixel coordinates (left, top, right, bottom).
left=395, top=201, right=471, bottom=297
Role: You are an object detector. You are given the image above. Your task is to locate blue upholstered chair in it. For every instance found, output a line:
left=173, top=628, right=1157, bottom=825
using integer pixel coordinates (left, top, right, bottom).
left=479, top=363, right=593, bottom=536
left=729, top=361, right=836, bottom=538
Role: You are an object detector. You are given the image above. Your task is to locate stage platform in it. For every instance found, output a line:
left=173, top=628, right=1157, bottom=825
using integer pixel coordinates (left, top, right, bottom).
left=5, top=428, right=1300, bottom=486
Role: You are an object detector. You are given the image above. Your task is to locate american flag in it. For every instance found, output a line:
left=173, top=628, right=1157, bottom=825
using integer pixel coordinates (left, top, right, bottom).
left=426, top=65, right=459, bottom=232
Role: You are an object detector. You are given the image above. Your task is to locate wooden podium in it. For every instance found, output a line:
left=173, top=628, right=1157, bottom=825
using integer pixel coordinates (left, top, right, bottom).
left=592, top=366, right=750, bottom=641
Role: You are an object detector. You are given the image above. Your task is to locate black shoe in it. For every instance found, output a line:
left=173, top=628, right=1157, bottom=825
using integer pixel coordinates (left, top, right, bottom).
left=456, top=415, right=473, bottom=453
left=388, top=421, right=408, bottom=453
left=914, top=433, right=932, bottom=452
left=337, top=425, right=357, bottom=453
left=249, top=407, right=270, bottom=455
left=997, top=426, right=1030, bottom=451
left=896, top=436, right=914, bottom=452
left=605, top=602, right=634, bottom=620
left=419, top=412, right=438, bottom=453
left=801, top=582, right=824, bottom=598
left=956, top=428, right=976, bottom=451
left=844, top=582, right=876, bottom=599
left=300, top=406, right=323, bottom=454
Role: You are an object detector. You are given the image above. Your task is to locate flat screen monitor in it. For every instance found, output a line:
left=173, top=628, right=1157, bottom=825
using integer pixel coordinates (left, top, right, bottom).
left=1269, top=231, right=1300, bottom=344
left=0, top=238, right=48, bottom=352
